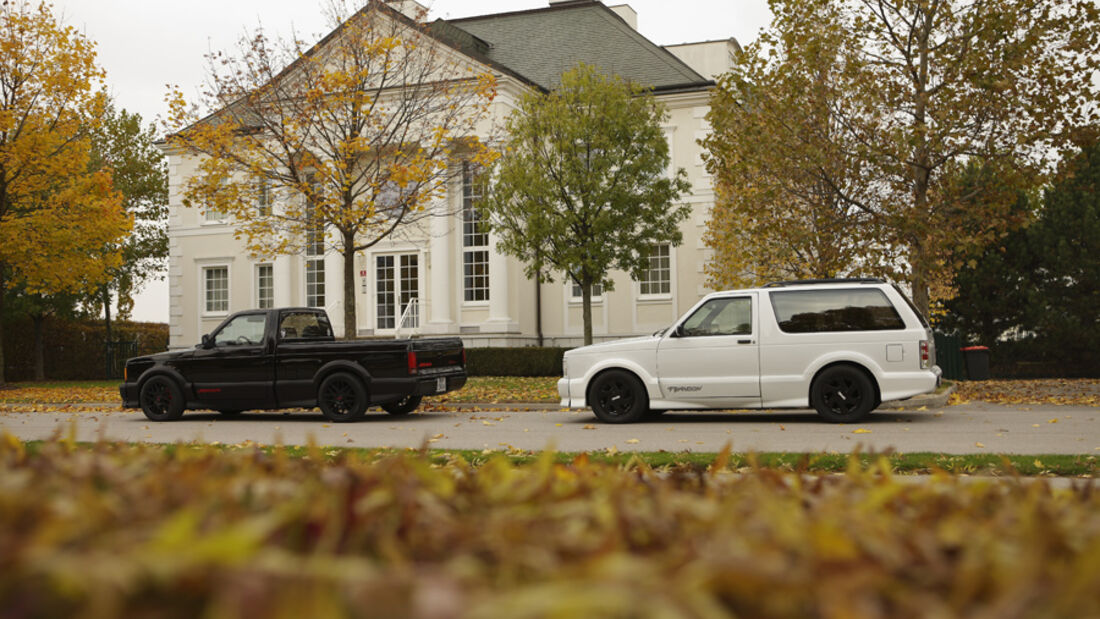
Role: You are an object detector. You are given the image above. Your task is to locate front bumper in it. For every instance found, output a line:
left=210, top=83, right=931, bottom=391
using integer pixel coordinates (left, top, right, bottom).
left=120, top=384, right=139, bottom=409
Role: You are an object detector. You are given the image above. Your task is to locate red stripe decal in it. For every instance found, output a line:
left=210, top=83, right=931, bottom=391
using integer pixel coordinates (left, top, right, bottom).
left=198, top=388, right=221, bottom=394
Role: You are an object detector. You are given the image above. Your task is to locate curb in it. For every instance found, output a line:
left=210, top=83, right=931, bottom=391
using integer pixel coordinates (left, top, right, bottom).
left=7, top=385, right=957, bottom=413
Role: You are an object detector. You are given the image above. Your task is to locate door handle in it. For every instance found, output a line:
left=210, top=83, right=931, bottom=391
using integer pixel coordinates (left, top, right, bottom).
left=737, top=339, right=754, bottom=345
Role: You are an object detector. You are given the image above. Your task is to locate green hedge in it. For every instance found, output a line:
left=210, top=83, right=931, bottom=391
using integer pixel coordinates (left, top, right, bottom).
left=464, top=347, right=567, bottom=377
left=1, top=317, right=168, bottom=382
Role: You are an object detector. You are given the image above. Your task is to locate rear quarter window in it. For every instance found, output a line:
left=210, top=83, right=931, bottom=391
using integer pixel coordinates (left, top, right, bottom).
left=770, top=288, right=905, bottom=333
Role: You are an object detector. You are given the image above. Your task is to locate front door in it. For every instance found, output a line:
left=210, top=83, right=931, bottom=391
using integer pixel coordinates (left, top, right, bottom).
left=182, top=312, right=275, bottom=408
left=656, top=294, right=761, bottom=402
left=376, top=254, right=419, bottom=331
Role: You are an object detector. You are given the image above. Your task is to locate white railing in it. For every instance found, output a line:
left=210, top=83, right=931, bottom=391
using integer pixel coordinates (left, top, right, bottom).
left=394, top=298, right=420, bottom=339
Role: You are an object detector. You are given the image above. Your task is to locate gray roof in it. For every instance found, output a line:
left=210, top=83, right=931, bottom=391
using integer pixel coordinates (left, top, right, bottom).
left=444, top=1, right=710, bottom=92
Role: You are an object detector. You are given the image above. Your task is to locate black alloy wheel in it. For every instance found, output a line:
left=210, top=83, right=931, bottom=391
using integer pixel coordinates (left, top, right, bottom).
left=139, top=376, right=185, bottom=421
left=589, top=370, right=648, bottom=424
left=811, top=366, right=876, bottom=423
left=318, top=372, right=368, bottom=422
left=382, top=395, right=422, bottom=416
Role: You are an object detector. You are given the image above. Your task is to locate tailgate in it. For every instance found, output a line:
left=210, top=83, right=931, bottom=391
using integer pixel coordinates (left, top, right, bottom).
left=411, top=338, right=465, bottom=374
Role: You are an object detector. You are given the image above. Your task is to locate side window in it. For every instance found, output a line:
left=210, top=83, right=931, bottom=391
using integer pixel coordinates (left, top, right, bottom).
left=279, top=311, right=333, bottom=340
left=213, top=314, right=267, bottom=346
left=680, top=297, right=752, bottom=337
left=770, top=289, right=906, bottom=333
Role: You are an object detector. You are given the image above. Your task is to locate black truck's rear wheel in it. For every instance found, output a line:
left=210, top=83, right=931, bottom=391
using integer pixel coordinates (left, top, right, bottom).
left=318, top=372, right=368, bottom=422
left=140, top=376, right=185, bottom=422
left=382, top=395, right=422, bottom=416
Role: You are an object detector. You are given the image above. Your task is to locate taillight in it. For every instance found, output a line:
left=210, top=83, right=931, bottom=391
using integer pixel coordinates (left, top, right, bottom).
left=462, top=348, right=467, bottom=367
left=407, top=351, right=418, bottom=375
left=919, top=340, right=930, bottom=369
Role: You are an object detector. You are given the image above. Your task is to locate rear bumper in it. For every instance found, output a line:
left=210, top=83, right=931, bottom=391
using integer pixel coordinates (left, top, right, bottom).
left=413, top=374, right=467, bottom=396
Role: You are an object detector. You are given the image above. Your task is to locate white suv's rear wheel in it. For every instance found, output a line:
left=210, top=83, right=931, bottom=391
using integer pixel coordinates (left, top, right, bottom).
left=811, top=366, right=876, bottom=423
left=589, top=370, right=648, bottom=424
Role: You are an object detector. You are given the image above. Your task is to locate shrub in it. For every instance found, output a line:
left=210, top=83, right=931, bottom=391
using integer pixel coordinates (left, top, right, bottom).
left=464, top=347, right=567, bottom=377
left=1, top=317, right=168, bottom=381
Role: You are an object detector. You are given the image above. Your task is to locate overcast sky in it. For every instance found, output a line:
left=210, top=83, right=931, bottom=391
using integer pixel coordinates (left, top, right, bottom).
left=53, top=0, right=773, bottom=323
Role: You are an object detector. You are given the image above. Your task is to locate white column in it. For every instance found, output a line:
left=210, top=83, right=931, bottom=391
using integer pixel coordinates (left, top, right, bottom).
left=273, top=255, right=292, bottom=308
left=325, top=248, right=346, bottom=337
left=484, top=233, right=517, bottom=334
left=426, top=200, right=454, bottom=333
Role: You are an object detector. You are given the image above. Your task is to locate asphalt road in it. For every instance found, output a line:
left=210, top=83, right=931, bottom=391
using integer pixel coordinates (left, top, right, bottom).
left=2, top=402, right=1098, bottom=454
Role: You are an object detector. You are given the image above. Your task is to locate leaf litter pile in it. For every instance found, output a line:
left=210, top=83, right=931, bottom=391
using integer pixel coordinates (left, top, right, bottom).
left=2, top=436, right=1098, bottom=618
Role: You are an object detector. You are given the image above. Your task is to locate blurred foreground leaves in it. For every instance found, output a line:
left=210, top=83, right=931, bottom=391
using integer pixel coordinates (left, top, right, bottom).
left=1, top=436, right=1098, bottom=618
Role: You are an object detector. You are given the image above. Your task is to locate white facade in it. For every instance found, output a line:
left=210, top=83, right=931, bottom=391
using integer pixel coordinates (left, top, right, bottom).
left=164, top=2, right=735, bottom=349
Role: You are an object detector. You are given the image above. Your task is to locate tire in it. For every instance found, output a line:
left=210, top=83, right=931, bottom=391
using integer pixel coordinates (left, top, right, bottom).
left=139, top=376, right=185, bottom=422
left=589, top=370, right=649, bottom=424
left=382, top=395, right=422, bottom=416
left=318, top=372, right=368, bottom=422
left=811, top=365, right=877, bottom=423
left=216, top=410, right=244, bottom=417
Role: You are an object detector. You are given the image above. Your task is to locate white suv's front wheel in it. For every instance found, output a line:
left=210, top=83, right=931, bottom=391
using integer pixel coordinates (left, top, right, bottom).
left=589, top=370, right=649, bottom=424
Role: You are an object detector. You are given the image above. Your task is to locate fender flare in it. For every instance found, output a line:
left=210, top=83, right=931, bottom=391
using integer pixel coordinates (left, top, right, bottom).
left=313, top=360, right=373, bottom=394
left=581, top=359, right=659, bottom=403
left=135, top=366, right=189, bottom=394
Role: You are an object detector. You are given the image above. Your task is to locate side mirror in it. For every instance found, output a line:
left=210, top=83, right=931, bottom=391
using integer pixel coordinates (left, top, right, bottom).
left=201, top=334, right=215, bottom=349
left=672, top=324, right=685, bottom=338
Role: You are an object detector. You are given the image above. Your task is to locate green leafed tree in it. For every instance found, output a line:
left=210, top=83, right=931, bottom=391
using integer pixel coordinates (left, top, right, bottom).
left=480, top=62, right=692, bottom=346
left=88, top=104, right=169, bottom=342
left=704, top=0, right=1100, bottom=314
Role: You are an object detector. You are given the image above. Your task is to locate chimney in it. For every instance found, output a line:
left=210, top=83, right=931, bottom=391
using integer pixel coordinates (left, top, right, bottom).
left=608, top=4, right=637, bottom=29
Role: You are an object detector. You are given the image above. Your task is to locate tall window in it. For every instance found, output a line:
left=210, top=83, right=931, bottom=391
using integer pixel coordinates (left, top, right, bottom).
left=639, top=244, right=671, bottom=296
left=376, top=254, right=419, bottom=330
left=305, top=261, right=325, bottom=308
left=257, top=181, right=272, bottom=216
left=305, top=212, right=325, bottom=307
left=256, top=264, right=273, bottom=309
left=204, top=266, right=229, bottom=313
left=462, top=162, right=489, bottom=302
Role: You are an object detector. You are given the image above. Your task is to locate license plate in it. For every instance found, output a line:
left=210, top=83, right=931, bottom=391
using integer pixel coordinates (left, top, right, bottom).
left=436, top=377, right=447, bottom=393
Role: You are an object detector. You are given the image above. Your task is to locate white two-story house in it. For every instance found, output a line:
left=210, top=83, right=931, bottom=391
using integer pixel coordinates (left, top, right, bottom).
left=162, top=0, right=738, bottom=349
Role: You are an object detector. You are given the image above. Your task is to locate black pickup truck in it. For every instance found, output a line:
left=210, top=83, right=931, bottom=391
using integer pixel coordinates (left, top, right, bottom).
left=120, top=307, right=466, bottom=422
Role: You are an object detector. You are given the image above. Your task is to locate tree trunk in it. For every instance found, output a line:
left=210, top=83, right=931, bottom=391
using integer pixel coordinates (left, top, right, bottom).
left=342, top=231, right=357, bottom=340
left=33, top=313, right=45, bottom=381
left=102, top=285, right=113, bottom=343
left=581, top=281, right=593, bottom=346
left=0, top=272, right=6, bottom=387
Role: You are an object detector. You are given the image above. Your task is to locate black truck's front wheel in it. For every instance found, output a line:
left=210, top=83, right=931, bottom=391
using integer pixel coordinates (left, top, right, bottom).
left=318, top=372, right=368, bottom=422
left=140, top=376, right=185, bottom=422
left=382, top=395, right=422, bottom=416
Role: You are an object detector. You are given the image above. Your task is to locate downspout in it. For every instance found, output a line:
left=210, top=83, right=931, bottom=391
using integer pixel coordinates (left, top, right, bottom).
left=535, top=272, right=543, bottom=347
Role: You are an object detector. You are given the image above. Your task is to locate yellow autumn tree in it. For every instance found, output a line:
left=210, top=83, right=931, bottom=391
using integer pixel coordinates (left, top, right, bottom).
left=0, top=1, right=131, bottom=386
left=166, top=0, right=497, bottom=337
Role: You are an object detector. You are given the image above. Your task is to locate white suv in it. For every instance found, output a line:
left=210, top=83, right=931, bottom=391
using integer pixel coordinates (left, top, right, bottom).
left=558, top=279, right=941, bottom=423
